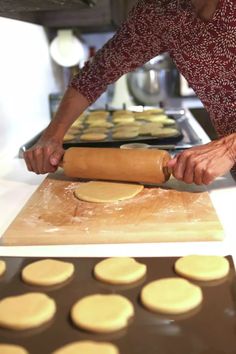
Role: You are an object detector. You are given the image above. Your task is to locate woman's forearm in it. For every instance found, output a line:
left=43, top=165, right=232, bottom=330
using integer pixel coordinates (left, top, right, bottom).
left=42, top=87, right=90, bottom=141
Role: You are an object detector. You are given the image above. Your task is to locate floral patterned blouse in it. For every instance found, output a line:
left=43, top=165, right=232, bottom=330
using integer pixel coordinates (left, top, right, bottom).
left=70, top=0, right=236, bottom=139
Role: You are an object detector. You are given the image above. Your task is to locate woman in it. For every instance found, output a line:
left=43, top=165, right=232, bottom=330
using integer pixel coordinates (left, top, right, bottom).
left=24, top=0, right=236, bottom=185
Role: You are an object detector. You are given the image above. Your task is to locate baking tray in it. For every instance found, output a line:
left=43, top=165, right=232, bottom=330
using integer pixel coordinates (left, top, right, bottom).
left=0, top=256, right=236, bottom=354
left=62, top=112, right=183, bottom=148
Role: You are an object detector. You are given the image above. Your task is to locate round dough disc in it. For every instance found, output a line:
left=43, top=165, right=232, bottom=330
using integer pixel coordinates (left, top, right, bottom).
left=80, top=133, right=107, bottom=141
left=0, top=260, right=6, bottom=277
left=174, top=255, right=230, bottom=281
left=94, top=257, right=147, bottom=284
left=151, top=128, right=179, bottom=138
left=112, top=130, right=138, bottom=140
left=74, top=181, right=144, bottom=203
left=63, top=134, right=75, bottom=142
left=0, top=344, right=28, bottom=354
left=71, top=294, right=134, bottom=333
left=141, top=278, right=202, bottom=315
left=52, top=341, right=119, bottom=354
left=0, top=293, right=56, bottom=330
left=22, top=259, right=75, bottom=286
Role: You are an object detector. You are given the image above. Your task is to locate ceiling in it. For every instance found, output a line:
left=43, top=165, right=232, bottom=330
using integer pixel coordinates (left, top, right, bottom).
left=0, top=0, right=137, bottom=32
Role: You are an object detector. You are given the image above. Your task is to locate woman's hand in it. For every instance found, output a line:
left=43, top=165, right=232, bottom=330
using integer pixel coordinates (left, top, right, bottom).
left=168, top=133, right=236, bottom=185
left=23, top=136, right=64, bottom=175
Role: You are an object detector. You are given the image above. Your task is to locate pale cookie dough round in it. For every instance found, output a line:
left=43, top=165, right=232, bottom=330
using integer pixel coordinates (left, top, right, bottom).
left=83, top=127, right=108, bottom=134
left=0, top=344, right=29, bottom=354
left=113, top=117, right=135, bottom=124
left=80, top=133, right=107, bottom=141
left=141, top=278, right=202, bottom=315
left=145, top=114, right=169, bottom=123
left=0, top=260, right=6, bottom=277
left=63, top=134, right=75, bottom=142
left=87, top=121, right=113, bottom=128
left=52, top=341, right=119, bottom=354
left=0, top=292, right=56, bottom=330
left=151, top=128, right=179, bottom=138
left=174, top=255, right=230, bottom=281
left=22, top=259, right=75, bottom=286
left=94, top=257, right=147, bottom=284
left=74, top=181, right=143, bottom=203
left=138, top=122, right=163, bottom=135
left=71, top=294, right=134, bottom=333
left=112, top=130, right=138, bottom=140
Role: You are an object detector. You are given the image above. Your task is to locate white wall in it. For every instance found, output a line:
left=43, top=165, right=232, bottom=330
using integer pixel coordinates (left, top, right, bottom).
left=0, top=17, right=63, bottom=160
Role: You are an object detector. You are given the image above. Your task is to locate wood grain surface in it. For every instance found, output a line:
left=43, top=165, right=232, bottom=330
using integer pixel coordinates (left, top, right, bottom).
left=1, top=172, right=224, bottom=245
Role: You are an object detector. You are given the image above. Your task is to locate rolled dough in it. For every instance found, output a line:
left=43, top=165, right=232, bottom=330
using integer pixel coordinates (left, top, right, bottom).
left=0, top=292, right=56, bottom=330
left=0, top=260, right=6, bottom=277
left=174, top=255, right=230, bottom=281
left=71, top=294, right=134, bottom=333
left=74, top=181, right=144, bottom=203
left=22, top=259, right=75, bottom=286
left=80, top=133, right=107, bottom=141
left=0, top=344, right=28, bottom=354
left=52, top=341, right=119, bottom=354
left=141, top=278, right=202, bottom=315
left=94, top=257, right=147, bottom=284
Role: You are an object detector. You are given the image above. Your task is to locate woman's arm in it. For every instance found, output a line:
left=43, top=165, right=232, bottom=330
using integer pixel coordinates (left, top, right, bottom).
left=24, top=88, right=89, bottom=174
left=24, top=0, right=167, bottom=174
left=168, top=133, right=236, bottom=185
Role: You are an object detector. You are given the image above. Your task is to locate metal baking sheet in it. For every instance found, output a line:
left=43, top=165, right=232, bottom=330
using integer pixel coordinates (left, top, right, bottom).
left=0, top=256, right=235, bottom=354
left=63, top=112, right=183, bottom=148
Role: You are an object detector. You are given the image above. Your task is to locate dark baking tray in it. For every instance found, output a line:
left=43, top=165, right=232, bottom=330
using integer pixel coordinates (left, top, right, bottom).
left=0, top=256, right=236, bottom=354
left=63, top=114, right=183, bottom=149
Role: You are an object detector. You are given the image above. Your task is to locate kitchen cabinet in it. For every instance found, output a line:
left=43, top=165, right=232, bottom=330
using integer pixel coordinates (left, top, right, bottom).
left=0, top=0, right=137, bottom=32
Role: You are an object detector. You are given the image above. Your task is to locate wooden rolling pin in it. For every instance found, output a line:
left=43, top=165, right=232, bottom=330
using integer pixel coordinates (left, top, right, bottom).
left=61, top=147, right=171, bottom=184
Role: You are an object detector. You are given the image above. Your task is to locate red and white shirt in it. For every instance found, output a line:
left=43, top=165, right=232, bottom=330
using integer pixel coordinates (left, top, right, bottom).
left=70, top=0, right=236, bottom=139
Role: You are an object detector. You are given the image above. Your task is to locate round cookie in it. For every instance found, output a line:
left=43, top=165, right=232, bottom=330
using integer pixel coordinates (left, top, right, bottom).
left=80, top=133, right=107, bottom=141
left=141, top=278, right=202, bottom=315
left=0, top=344, right=28, bottom=354
left=74, top=181, right=143, bottom=203
left=113, top=117, right=135, bottom=124
left=22, top=259, right=75, bottom=286
left=150, top=128, right=179, bottom=138
left=83, top=127, right=108, bottom=134
left=112, top=130, right=138, bottom=140
left=0, top=292, right=56, bottom=330
left=63, top=134, right=75, bottom=142
left=94, top=257, right=147, bottom=284
left=52, top=341, right=119, bottom=354
left=0, top=260, right=6, bottom=277
left=174, top=255, right=230, bottom=281
left=71, top=294, right=134, bottom=333
left=87, top=122, right=113, bottom=128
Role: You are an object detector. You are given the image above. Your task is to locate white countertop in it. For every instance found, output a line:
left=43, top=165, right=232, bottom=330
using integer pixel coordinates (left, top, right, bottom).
left=0, top=111, right=235, bottom=262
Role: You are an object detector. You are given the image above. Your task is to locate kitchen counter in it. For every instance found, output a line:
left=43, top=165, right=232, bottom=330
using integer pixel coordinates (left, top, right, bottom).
left=0, top=110, right=235, bottom=262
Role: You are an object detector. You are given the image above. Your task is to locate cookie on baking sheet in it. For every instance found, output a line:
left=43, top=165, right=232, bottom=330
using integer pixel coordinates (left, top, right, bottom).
left=0, top=293, right=56, bottom=330
left=80, top=133, right=107, bottom=141
left=22, top=259, right=75, bottom=286
left=52, top=341, right=119, bottom=354
left=0, top=260, right=6, bottom=277
left=174, top=255, right=230, bottom=281
left=71, top=294, right=134, bottom=333
left=141, top=278, right=202, bottom=315
left=0, top=344, right=29, bottom=354
left=94, top=257, right=147, bottom=284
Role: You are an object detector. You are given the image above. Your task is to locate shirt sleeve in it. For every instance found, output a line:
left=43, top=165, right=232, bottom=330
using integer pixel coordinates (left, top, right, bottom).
left=69, top=0, right=168, bottom=103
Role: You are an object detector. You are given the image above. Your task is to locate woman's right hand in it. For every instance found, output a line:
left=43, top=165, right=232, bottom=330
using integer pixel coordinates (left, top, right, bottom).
left=23, top=136, right=65, bottom=174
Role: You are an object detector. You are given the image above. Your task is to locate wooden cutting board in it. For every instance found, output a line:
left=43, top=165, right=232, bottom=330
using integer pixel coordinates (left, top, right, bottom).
left=1, top=172, right=224, bottom=245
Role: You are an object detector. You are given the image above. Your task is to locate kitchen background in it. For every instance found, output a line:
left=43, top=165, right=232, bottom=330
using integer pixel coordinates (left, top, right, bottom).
left=0, top=0, right=217, bottom=163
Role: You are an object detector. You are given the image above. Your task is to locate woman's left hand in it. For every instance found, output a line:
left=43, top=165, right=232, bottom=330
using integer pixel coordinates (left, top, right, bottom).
left=167, top=133, right=236, bottom=185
